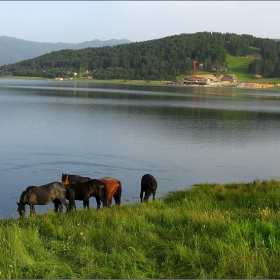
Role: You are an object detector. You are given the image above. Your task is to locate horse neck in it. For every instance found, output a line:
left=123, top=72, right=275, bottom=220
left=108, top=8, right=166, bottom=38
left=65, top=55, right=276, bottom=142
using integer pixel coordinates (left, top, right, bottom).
left=20, top=190, right=29, bottom=204
left=22, top=186, right=36, bottom=203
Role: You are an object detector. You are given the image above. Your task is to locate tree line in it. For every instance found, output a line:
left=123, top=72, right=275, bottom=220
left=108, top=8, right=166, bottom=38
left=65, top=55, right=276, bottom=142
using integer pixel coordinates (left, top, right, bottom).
left=0, top=32, right=279, bottom=80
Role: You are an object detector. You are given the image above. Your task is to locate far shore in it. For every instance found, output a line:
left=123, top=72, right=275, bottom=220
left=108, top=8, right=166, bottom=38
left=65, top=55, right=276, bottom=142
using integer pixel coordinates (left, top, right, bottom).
left=1, top=75, right=280, bottom=90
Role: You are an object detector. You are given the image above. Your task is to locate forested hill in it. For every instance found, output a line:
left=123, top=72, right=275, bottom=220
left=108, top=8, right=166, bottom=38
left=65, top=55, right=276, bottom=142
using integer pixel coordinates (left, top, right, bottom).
left=0, top=36, right=131, bottom=65
left=0, top=32, right=279, bottom=80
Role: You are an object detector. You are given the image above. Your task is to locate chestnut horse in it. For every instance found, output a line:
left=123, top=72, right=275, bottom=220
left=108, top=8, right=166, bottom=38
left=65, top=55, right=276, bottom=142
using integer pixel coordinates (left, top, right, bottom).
left=62, top=173, right=122, bottom=206
left=17, top=182, right=73, bottom=217
left=140, top=174, right=158, bottom=202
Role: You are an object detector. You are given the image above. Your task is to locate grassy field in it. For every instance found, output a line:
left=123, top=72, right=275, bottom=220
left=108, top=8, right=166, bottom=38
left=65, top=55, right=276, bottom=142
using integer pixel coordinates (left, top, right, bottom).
left=0, top=76, right=166, bottom=85
left=1, top=180, right=280, bottom=278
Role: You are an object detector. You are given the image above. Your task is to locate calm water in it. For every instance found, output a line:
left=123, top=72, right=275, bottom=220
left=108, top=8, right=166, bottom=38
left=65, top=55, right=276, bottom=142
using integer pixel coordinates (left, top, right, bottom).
left=1, top=78, right=280, bottom=218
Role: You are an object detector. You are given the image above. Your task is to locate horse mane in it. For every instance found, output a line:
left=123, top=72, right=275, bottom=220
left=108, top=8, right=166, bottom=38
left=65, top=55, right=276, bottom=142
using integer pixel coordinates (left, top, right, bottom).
left=62, top=173, right=91, bottom=182
left=20, top=186, right=36, bottom=203
left=19, top=190, right=27, bottom=203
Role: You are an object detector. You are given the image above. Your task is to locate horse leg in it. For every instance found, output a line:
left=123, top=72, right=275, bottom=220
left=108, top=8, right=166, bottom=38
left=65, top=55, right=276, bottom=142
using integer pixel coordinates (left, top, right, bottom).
left=57, top=202, right=63, bottom=213
left=61, top=199, right=70, bottom=212
left=113, top=193, right=119, bottom=205
left=72, top=201, right=77, bottom=210
left=96, top=198, right=101, bottom=209
left=113, top=194, right=117, bottom=205
left=53, top=200, right=59, bottom=213
left=152, top=190, right=156, bottom=201
left=140, top=189, right=144, bottom=203
left=83, top=198, right=90, bottom=209
left=30, top=204, right=36, bottom=216
left=108, top=198, right=112, bottom=207
left=144, top=190, right=152, bottom=202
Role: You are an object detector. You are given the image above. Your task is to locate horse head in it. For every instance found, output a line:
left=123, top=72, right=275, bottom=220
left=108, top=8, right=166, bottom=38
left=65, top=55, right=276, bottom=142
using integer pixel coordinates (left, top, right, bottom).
left=61, top=173, right=70, bottom=185
left=17, top=202, right=26, bottom=217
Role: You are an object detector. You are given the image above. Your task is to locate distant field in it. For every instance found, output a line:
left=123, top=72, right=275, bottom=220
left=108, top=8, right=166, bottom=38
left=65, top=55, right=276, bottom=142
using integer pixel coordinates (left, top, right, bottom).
left=181, top=43, right=280, bottom=84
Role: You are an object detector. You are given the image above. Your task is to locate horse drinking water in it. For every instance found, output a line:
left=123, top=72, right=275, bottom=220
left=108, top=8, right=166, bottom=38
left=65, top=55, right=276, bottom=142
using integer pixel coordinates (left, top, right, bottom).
left=17, top=182, right=73, bottom=217
left=62, top=173, right=122, bottom=206
left=140, top=174, right=158, bottom=202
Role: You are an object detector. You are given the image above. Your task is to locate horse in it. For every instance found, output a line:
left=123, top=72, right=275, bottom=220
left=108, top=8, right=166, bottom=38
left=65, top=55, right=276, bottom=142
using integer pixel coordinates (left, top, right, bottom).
left=67, top=179, right=108, bottom=209
left=140, top=174, right=158, bottom=202
left=61, top=173, right=91, bottom=184
left=62, top=173, right=122, bottom=206
left=17, top=182, right=73, bottom=217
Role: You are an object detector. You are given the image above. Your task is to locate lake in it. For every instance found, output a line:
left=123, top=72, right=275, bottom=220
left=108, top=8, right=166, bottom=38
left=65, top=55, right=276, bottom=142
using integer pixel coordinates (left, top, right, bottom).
left=1, top=78, right=280, bottom=219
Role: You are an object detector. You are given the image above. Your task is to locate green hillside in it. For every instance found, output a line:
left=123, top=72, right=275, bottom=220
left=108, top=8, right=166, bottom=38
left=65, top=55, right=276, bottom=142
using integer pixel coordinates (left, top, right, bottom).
left=224, top=42, right=260, bottom=81
left=0, top=32, right=279, bottom=83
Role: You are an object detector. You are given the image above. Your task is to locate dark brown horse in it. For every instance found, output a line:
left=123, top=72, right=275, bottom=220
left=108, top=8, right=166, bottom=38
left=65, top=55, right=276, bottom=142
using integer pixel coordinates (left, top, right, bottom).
left=61, top=173, right=91, bottom=184
left=67, top=179, right=108, bottom=209
left=140, top=174, right=158, bottom=202
left=17, top=182, right=73, bottom=217
left=62, top=173, right=122, bottom=206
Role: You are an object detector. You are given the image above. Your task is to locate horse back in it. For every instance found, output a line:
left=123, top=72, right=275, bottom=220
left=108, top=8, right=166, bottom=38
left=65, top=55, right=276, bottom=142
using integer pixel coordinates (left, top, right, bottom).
left=99, top=177, right=120, bottom=201
left=141, top=174, right=157, bottom=191
left=62, top=173, right=91, bottom=185
left=21, top=182, right=66, bottom=205
left=68, top=179, right=103, bottom=198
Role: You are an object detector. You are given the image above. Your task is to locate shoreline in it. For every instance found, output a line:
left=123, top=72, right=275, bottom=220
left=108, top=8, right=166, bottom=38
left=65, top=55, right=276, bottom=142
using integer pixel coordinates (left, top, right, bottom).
left=1, top=76, right=279, bottom=90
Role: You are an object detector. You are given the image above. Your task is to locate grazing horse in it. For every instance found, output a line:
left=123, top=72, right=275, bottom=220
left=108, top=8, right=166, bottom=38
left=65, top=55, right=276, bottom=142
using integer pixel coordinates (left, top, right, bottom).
left=67, top=179, right=108, bottom=209
left=17, top=182, right=73, bottom=217
left=62, top=173, right=122, bottom=206
left=98, top=177, right=122, bottom=206
left=140, top=174, right=158, bottom=202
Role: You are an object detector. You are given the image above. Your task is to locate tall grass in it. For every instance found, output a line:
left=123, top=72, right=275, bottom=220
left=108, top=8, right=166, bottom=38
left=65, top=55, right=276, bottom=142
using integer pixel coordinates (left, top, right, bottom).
left=1, top=180, right=280, bottom=278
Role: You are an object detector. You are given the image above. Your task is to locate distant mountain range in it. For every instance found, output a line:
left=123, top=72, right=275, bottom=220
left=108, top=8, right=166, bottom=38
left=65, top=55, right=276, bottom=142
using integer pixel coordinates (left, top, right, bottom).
left=0, top=36, right=131, bottom=65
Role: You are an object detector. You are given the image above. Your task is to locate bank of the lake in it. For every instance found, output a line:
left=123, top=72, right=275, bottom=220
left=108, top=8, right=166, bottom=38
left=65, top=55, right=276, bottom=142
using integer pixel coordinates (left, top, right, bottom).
left=1, top=75, right=280, bottom=89
left=1, top=180, right=280, bottom=279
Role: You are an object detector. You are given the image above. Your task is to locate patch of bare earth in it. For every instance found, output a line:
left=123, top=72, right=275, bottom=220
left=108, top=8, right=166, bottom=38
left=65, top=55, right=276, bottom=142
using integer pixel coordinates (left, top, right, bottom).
left=235, top=82, right=274, bottom=89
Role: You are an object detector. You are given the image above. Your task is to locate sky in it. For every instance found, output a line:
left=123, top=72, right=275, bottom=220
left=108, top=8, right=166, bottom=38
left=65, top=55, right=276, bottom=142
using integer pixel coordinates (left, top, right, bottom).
left=1, top=1, right=280, bottom=44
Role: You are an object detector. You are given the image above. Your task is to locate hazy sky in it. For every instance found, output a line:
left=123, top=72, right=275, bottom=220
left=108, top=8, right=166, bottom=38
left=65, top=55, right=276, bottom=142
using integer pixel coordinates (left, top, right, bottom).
left=1, top=1, right=280, bottom=43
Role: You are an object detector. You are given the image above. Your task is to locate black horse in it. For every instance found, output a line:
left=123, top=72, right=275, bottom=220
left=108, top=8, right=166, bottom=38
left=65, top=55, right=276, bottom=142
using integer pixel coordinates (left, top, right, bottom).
left=17, top=182, right=73, bottom=217
left=67, top=179, right=108, bottom=209
left=140, top=174, right=158, bottom=202
left=61, top=173, right=91, bottom=184
left=62, top=173, right=122, bottom=206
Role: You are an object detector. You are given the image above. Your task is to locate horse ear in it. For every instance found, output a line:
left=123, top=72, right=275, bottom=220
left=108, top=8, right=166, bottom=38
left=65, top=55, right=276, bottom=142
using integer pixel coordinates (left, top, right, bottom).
left=17, top=202, right=19, bottom=205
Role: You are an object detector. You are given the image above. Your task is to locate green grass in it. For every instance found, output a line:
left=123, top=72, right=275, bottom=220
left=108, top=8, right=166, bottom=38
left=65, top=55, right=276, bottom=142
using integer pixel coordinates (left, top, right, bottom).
left=1, top=180, right=280, bottom=278
left=0, top=76, right=166, bottom=85
left=226, top=53, right=253, bottom=79
left=224, top=42, right=259, bottom=80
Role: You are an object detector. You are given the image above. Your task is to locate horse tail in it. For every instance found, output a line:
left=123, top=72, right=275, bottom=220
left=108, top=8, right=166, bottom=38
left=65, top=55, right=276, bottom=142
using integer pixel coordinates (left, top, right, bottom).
left=103, top=183, right=108, bottom=207
left=150, top=176, right=157, bottom=190
left=65, top=185, right=74, bottom=210
left=115, top=181, right=122, bottom=205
